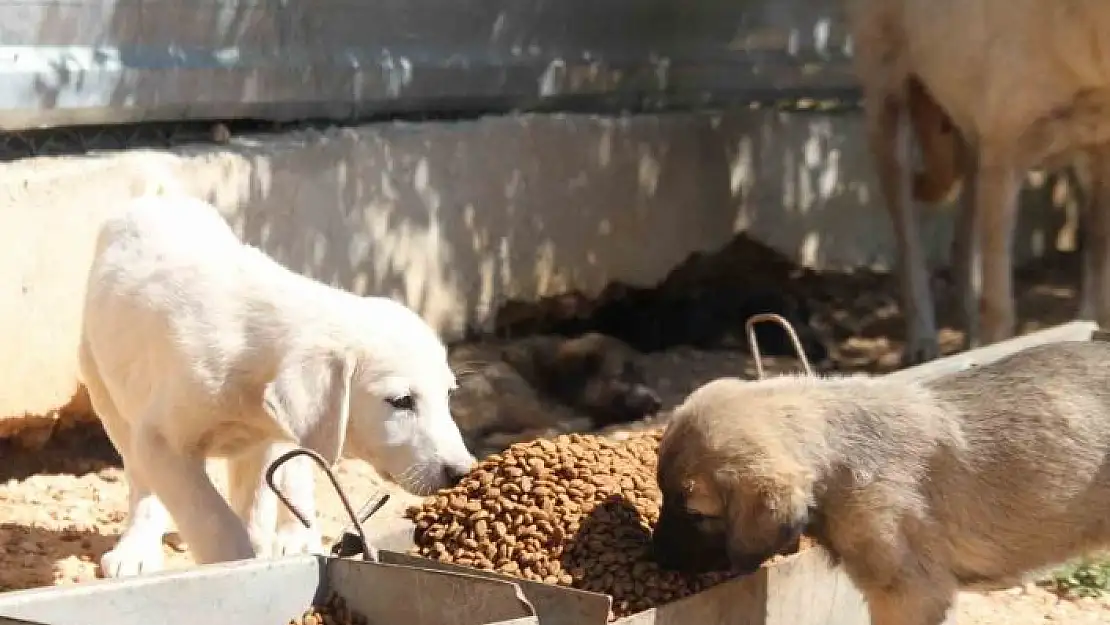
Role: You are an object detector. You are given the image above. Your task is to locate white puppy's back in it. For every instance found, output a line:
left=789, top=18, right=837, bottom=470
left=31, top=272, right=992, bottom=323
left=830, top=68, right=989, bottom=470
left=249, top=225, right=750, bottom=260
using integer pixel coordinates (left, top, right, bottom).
left=83, top=195, right=335, bottom=449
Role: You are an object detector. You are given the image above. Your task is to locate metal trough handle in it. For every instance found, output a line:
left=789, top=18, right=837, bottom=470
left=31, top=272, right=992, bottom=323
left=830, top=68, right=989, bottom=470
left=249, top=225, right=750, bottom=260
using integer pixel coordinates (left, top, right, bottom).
left=264, top=446, right=390, bottom=561
left=744, top=312, right=814, bottom=379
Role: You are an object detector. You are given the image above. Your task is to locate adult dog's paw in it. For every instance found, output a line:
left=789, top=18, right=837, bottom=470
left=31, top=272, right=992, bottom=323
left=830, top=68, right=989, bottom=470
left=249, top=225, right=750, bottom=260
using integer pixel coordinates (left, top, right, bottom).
left=99, top=540, right=165, bottom=578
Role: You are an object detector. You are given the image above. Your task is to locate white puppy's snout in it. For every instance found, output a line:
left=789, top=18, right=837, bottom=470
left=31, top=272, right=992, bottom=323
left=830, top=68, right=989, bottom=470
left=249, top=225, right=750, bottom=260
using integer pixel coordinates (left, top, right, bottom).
left=429, top=436, right=478, bottom=489
left=439, top=460, right=473, bottom=486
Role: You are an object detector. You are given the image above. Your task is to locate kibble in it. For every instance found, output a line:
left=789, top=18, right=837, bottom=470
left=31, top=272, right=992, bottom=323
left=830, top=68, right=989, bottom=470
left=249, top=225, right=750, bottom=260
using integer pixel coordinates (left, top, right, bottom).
left=406, top=429, right=810, bottom=620
left=287, top=593, right=366, bottom=625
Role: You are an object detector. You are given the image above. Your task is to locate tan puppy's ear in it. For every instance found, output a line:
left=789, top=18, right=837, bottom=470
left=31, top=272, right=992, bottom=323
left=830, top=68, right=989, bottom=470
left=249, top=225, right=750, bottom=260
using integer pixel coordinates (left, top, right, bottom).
left=263, top=351, right=356, bottom=465
left=717, top=463, right=812, bottom=566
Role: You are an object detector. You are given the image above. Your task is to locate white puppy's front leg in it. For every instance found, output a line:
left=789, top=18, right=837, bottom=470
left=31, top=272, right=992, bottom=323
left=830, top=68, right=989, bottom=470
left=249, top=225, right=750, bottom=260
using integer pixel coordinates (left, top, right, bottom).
left=272, top=452, right=323, bottom=557
left=82, top=365, right=170, bottom=579
left=228, top=442, right=322, bottom=558
left=100, top=467, right=171, bottom=578
left=133, top=422, right=254, bottom=565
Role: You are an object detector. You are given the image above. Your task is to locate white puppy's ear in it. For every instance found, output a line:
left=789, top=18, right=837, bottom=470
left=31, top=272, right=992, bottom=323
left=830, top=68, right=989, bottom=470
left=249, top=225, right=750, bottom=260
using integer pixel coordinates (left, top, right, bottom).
left=263, top=351, right=356, bottom=465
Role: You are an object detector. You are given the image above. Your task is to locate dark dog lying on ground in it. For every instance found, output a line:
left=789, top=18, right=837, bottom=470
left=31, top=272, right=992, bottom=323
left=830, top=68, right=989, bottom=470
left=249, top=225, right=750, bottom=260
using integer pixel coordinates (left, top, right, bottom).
left=653, top=340, right=1110, bottom=625
left=581, top=283, right=829, bottom=364
left=492, top=235, right=832, bottom=366
left=450, top=333, right=662, bottom=455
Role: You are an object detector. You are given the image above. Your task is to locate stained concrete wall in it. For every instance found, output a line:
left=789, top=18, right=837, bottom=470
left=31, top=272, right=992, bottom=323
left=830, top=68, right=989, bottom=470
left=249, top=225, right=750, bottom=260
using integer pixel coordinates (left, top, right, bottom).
left=0, top=109, right=1078, bottom=432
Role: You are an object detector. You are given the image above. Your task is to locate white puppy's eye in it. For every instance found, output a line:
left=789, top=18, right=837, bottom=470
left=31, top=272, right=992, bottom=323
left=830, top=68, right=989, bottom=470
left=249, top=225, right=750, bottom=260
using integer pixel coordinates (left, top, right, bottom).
left=387, top=394, right=416, bottom=411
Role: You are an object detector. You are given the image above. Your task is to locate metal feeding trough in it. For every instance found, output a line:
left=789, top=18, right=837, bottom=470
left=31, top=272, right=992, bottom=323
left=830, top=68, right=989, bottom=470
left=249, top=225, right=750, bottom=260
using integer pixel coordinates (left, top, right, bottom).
left=0, top=320, right=1098, bottom=625
left=0, top=554, right=539, bottom=625
left=0, top=448, right=538, bottom=625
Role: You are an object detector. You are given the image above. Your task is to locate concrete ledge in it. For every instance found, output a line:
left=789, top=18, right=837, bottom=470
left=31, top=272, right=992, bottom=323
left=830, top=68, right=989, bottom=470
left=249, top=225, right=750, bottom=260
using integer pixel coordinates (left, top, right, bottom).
left=0, top=108, right=1080, bottom=427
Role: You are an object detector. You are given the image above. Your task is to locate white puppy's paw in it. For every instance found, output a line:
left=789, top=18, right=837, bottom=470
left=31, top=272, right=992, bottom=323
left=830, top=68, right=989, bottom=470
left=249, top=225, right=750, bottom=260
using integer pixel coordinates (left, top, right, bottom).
left=99, top=542, right=165, bottom=579
left=271, top=524, right=324, bottom=557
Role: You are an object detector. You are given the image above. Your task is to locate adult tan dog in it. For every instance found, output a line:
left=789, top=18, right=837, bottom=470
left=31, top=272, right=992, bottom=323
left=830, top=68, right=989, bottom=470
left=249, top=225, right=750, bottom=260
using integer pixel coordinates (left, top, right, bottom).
left=653, top=340, right=1110, bottom=625
left=79, top=194, right=476, bottom=578
left=848, top=0, right=1110, bottom=365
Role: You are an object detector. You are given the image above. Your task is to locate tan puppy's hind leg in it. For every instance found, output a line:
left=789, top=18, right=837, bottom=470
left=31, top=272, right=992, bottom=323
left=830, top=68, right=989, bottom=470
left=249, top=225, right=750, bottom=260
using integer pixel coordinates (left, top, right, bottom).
left=865, top=585, right=956, bottom=625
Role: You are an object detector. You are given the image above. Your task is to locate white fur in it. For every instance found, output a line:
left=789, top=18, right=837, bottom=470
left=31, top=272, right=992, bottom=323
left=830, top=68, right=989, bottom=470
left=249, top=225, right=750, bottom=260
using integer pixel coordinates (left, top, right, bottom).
left=79, top=194, right=476, bottom=578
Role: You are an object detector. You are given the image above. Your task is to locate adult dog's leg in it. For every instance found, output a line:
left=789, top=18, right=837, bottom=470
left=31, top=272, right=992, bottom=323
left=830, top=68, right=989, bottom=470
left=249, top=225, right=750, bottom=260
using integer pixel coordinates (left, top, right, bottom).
left=867, top=89, right=940, bottom=364
left=976, top=149, right=1022, bottom=344
left=131, top=409, right=254, bottom=566
left=1073, top=157, right=1098, bottom=320
left=227, top=441, right=321, bottom=558
left=80, top=339, right=170, bottom=578
left=950, top=137, right=981, bottom=349
left=1081, top=147, right=1110, bottom=329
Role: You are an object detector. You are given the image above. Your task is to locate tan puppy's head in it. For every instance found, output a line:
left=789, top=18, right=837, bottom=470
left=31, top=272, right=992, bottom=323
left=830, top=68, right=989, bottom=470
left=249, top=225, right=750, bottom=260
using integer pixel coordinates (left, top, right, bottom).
left=652, top=377, right=815, bottom=574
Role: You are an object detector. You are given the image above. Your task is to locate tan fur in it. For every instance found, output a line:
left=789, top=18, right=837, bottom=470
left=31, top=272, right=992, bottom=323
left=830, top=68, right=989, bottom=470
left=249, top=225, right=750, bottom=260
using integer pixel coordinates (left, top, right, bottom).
left=907, top=76, right=964, bottom=205
left=654, top=340, right=1110, bottom=625
left=848, top=0, right=1110, bottom=364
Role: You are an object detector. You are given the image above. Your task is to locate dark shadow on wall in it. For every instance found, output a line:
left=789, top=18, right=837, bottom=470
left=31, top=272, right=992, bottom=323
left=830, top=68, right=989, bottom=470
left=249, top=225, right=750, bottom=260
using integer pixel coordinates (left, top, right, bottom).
left=171, top=113, right=747, bottom=341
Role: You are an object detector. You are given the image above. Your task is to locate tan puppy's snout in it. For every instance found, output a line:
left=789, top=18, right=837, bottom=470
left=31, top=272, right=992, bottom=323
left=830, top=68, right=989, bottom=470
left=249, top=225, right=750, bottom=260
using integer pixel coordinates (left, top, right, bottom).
left=651, top=500, right=731, bottom=572
left=776, top=516, right=806, bottom=553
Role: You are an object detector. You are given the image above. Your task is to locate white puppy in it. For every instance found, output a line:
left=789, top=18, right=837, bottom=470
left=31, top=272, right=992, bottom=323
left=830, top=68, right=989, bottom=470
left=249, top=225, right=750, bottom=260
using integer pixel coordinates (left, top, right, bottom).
left=78, top=194, right=477, bottom=578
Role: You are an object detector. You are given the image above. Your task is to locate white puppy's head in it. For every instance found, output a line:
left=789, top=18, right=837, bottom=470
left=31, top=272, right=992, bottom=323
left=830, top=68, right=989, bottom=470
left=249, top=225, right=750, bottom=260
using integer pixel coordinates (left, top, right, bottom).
left=346, top=304, right=477, bottom=495
left=266, top=296, right=477, bottom=496
left=345, top=298, right=477, bottom=495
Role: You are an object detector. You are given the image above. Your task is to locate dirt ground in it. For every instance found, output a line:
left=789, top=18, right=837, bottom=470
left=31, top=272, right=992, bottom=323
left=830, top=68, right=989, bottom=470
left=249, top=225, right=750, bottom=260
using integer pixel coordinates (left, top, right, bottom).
left=1, top=252, right=1108, bottom=623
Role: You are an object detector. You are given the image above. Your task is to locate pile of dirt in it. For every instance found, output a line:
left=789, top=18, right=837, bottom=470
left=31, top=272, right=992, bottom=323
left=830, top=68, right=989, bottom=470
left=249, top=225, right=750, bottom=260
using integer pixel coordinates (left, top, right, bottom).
left=492, top=234, right=829, bottom=363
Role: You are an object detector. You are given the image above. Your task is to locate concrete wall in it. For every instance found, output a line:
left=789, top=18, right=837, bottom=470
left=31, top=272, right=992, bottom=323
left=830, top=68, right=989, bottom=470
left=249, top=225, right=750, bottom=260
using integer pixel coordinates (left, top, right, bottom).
left=0, top=108, right=1078, bottom=430
left=0, top=0, right=853, bottom=131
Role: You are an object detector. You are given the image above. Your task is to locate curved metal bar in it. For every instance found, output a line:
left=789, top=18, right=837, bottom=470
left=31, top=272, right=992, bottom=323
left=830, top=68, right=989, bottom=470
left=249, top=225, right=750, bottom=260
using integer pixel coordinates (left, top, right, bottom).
left=264, top=446, right=390, bottom=561
left=744, top=312, right=814, bottom=379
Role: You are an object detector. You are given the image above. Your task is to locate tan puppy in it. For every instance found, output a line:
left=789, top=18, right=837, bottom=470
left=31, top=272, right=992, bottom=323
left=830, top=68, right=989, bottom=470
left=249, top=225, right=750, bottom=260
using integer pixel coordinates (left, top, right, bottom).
left=653, top=340, right=1110, bottom=625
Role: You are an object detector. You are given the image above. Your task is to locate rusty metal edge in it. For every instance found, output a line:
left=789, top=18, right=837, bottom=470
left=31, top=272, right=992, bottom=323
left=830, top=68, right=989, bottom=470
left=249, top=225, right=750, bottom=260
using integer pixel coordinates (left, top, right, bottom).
left=327, top=557, right=540, bottom=625
left=886, top=320, right=1099, bottom=384
left=377, top=550, right=613, bottom=625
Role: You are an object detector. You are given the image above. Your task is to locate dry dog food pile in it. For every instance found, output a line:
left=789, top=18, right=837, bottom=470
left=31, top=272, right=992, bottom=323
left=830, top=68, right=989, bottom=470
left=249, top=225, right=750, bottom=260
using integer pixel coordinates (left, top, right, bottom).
left=407, top=429, right=792, bottom=619
left=288, top=594, right=366, bottom=625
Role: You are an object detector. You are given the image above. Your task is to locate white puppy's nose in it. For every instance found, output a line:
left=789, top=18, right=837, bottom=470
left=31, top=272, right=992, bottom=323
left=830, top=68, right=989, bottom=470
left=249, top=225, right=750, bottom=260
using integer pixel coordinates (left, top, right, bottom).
left=441, top=463, right=470, bottom=486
